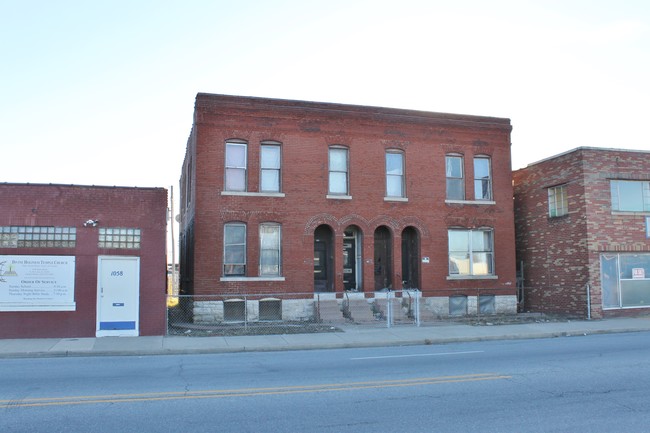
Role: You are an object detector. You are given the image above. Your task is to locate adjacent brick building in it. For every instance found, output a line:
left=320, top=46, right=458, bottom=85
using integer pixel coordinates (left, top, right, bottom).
left=0, top=183, right=167, bottom=338
left=513, top=147, right=650, bottom=318
left=179, top=94, right=517, bottom=321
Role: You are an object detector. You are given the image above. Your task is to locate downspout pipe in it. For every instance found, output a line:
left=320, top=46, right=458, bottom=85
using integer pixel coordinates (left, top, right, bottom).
left=586, top=283, right=591, bottom=320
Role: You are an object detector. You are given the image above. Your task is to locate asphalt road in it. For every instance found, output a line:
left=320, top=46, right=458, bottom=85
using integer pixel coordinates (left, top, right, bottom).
left=2, top=332, right=650, bottom=433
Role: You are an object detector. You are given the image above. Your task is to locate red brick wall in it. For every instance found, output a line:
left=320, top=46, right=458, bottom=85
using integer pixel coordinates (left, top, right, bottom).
left=0, top=184, right=167, bottom=338
left=181, top=94, right=516, bottom=301
left=514, top=148, right=650, bottom=318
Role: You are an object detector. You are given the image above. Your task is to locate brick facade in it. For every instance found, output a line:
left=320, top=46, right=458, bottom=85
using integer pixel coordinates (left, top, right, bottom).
left=513, top=147, right=650, bottom=318
left=0, top=184, right=167, bottom=338
left=180, top=94, right=517, bottom=318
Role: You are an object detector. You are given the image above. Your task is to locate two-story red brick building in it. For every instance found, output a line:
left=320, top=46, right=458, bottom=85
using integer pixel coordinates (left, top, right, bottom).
left=514, top=147, right=650, bottom=318
left=179, top=94, right=517, bottom=321
left=0, top=183, right=167, bottom=338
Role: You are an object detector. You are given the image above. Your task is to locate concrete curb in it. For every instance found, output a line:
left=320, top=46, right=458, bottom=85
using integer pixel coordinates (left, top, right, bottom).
left=1, top=325, right=647, bottom=359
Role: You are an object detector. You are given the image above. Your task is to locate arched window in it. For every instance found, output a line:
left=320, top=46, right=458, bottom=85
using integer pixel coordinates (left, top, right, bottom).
left=223, top=222, right=246, bottom=276
left=473, top=155, right=492, bottom=200
left=225, top=140, right=247, bottom=192
left=328, top=146, right=349, bottom=195
left=386, top=150, right=405, bottom=198
left=445, top=154, right=464, bottom=200
left=259, top=223, right=281, bottom=276
left=261, top=142, right=281, bottom=193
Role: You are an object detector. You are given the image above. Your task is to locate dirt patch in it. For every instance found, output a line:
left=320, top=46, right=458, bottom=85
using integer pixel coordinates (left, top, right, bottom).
left=168, top=322, right=342, bottom=337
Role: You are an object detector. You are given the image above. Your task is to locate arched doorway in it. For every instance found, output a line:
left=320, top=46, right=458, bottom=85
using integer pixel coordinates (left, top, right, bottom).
left=343, top=225, right=363, bottom=291
left=401, top=226, right=420, bottom=289
left=314, top=225, right=334, bottom=292
left=374, top=226, right=393, bottom=291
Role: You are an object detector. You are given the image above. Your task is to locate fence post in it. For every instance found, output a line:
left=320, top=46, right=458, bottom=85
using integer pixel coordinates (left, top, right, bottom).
left=415, top=292, right=420, bottom=327
left=386, top=291, right=392, bottom=328
left=244, top=295, right=248, bottom=330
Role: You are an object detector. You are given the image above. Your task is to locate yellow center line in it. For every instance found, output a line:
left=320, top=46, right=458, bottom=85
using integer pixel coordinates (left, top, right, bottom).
left=1, top=373, right=510, bottom=408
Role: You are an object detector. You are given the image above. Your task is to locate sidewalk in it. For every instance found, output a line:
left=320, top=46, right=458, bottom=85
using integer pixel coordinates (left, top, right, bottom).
left=1, top=317, right=650, bottom=359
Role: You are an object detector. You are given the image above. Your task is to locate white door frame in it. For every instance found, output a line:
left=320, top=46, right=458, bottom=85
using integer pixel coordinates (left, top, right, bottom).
left=96, top=256, right=140, bottom=337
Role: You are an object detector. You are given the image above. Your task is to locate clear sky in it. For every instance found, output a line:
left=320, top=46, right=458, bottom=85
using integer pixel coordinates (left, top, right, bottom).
left=2, top=0, right=649, bottom=194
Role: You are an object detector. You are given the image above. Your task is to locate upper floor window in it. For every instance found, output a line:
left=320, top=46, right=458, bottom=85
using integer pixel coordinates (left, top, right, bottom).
left=386, top=150, right=405, bottom=198
left=611, top=180, right=650, bottom=212
left=0, top=226, right=76, bottom=248
left=474, top=156, right=492, bottom=200
left=328, top=147, right=349, bottom=195
left=448, top=228, right=494, bottom=276
left=99, top=228, right=141, bottom=249
left=261, top=143, right=281, bottom=193
left=548, top=184, right=568, bottom=217
left=259, top=223, right=281, bottom=276
left=225, top=141, right=247, bottom=192
left=223, top=223, right=246, bottom=276
left=446, top=155, right=464, bottom=200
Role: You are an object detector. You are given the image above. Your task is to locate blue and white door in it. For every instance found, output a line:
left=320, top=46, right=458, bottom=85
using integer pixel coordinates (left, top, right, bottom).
left=96, top=256, right=140, bottom=337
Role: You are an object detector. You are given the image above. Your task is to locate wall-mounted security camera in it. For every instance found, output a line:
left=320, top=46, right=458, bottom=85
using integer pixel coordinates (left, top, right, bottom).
left=84, top=219, right=99, bottom=227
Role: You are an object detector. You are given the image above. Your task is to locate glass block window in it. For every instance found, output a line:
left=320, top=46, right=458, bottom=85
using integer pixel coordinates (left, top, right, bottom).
left=98, top=228, right=141, bottom=249
left=0, top=226, right=76, bottom=248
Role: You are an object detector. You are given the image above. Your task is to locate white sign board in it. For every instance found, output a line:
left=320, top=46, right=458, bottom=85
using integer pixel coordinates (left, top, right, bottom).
left=0, top=255, right=76, bottom=311
left=632, top=268, right=645, bottom=280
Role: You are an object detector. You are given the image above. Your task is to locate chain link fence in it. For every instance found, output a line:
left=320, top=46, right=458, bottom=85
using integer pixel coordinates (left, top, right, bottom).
left=166, top=291, right=514, bottom=336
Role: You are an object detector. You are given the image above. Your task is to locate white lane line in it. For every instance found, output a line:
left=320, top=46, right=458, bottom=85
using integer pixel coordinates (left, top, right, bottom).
left=351, top=351, right=484, bottom=360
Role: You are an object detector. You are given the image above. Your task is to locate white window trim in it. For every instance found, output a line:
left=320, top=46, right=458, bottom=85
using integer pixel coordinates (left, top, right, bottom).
left=445, top=154, right=465, bottom=200
left=220, top=277, right=286, bottom=282
left=385, top=150, right=406, bottom=199
left=225, top=141, right=248, bottom=192
left=260, top=142, right=282, bottom=193
left=473, top=156, right=493, bottom=201
left=259, top=223, right=281, bottom=277
left=221, top=191, right=286, bottom=198
left=448, top=228, right=495, bottom=277
left=445, top=199, right=495, bottom=205
left=384, top=197, right=409, bottom=202
left=548, top=184, right=568, bottom=217
left=223, top=223, right=246, bottom=277
left=327, top=194, right=352, bottom=200
left=447, top=275, right=499, bottom=280
left=328, top=146, right=349, bottom=196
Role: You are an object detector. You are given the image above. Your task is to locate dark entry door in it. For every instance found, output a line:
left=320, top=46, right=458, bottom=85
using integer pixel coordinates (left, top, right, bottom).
left=401, top=227, right=420, bottom=289
left=374, top=226, right=392, bottom=291
left=343, top=237, right=356, bottom=290
left=314, top=225, right=333, bottom=292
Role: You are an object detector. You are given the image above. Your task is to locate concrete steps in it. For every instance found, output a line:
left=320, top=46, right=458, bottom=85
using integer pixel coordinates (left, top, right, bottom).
left=317, top=300, right=346, bottom=323
left=347, top=299, right=376, bottom=323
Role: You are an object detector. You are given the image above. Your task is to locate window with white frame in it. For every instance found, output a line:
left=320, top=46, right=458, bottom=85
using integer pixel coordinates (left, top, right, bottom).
left=610, top=180, right=650, bottom=212
left=261, top=143, right=281, bottom=193
left=328, top=147, right=349, bottom=195
left=259, top=223, right=281, bottom=276
left=474, top=156, right=492, bottom=200
left=386, top=150, right=405, bottom=198
left=223, top=223, right=246, bottom=276
left=548, top=184, right=568, bottom=217
left=225, top=141, right=247, bottom=192
left=448, top=229, right=494, bottom=276
left=446, top=155, right=464, bottom=200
